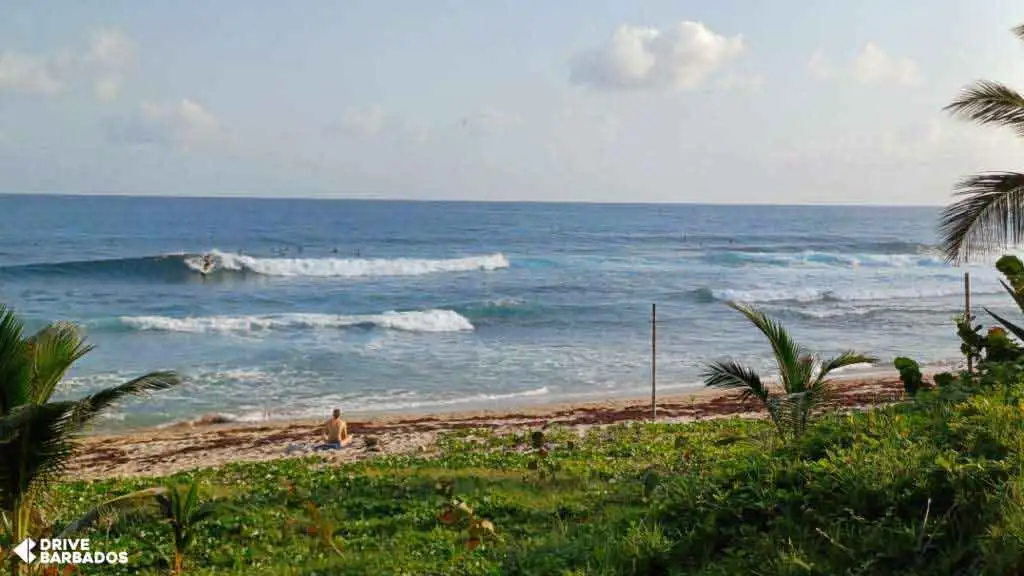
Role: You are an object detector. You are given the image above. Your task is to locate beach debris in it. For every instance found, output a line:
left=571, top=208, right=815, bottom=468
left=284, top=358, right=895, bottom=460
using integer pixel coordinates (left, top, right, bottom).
left=438, top=498, right=498, bottom=550
left=364, top=436, right=380, bottom=451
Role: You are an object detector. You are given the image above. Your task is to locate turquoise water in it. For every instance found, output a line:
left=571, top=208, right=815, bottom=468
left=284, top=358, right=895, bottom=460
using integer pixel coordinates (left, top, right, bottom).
left=0, top=195, right=1003, bottom=428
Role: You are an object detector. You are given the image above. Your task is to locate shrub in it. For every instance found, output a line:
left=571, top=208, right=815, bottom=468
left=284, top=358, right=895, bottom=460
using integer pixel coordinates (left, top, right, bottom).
left=894, top=357, right=924, bottom=396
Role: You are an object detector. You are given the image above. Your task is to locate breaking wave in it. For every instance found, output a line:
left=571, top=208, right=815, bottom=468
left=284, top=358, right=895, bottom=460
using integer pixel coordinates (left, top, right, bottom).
left=119, top=309, right=475, bottom=334
left=703, top=250, right=947, bottom=269
left=692, top=284, right=1004, bottom=304
left=184, top=250, right=510, bottom=278
left=0, top=250, right=510, bottom=282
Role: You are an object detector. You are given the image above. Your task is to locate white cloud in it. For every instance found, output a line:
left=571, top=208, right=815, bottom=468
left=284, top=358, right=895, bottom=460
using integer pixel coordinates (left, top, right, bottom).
left=570, top=21, right=743, bottom=91
left=773, top=117, right=1016, bottom=168
left=458, top=108, right=523, bottom=133
left=339, top=106, right=387, bottom=136
left=0, top=52, right=63, bottom=95
left=94, top=77, right=121, bottom=102
left=84, top=29, right=135, bottom=102
left=717, top=73, right=764, bottom=92
left=806, top=51, right=835, bottom=79
left=85, top=29, right=135, bottom=70
left=853, top=43, right=921, bottom=86
left=0, top=28, right=135, bottom=100
left=107, top=98, right=220, bottom=147
left=809, top=43, right=921, bottom=87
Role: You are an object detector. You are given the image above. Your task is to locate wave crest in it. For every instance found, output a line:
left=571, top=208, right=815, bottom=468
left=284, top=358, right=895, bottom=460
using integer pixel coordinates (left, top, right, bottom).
left=704, top=250, right=947, bottom=269
left=120, top=309, right=474, bottom=334
left=185, top=250, right=509, bottom=278
left=695, top=284, right=1002, bottom=304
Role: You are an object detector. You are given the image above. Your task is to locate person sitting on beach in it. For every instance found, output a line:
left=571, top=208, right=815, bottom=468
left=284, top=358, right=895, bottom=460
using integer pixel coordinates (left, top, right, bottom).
left=314, top=408, right=352, bottom=450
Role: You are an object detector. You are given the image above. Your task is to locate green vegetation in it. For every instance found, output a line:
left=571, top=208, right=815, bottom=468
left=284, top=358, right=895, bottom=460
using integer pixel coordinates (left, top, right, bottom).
left=702, top=301, right=876, bottom=438
left=61, top=480, right=231, bottom=574
left=893, top=357, right=924, bottom=396
left=0, top=304, right=181, bottom=575
left=27, top=375, right=1024, bottom=575
left=939, top=24, right=1024, bottom=263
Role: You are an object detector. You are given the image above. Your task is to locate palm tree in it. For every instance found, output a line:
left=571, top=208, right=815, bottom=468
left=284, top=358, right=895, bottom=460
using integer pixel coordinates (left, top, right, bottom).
left=60, top=480, right=224, bottom=574
left=701, top=302, right=876, bottom=438
left=0, top=304, right=180, bottom=574
left=939, top=24, right=1024, bottom=263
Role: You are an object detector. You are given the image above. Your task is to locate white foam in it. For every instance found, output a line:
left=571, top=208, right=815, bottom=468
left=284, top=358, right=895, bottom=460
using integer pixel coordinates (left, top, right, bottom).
left=161, top=386, right=552, bottom=426
left=714, top=284, right=1003, bottom=304
left=120, top=309, right=475, bottom=334
left=794, top=251, right=947, bottom=268
left=184, top=250, right=509, bottom=278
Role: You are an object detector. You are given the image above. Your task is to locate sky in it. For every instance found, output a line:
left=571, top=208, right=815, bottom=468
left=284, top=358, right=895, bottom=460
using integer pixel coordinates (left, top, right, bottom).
left=2, top=1, right=1024, bottom=204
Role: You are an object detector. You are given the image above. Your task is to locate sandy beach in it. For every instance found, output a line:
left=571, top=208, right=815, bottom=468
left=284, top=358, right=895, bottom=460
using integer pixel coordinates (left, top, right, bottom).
left=67, top=373, right=908, bottom=480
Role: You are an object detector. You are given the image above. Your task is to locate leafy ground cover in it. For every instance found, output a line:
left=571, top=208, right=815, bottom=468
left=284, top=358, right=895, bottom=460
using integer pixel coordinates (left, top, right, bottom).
left=39, top=377, right=1024, bottom=574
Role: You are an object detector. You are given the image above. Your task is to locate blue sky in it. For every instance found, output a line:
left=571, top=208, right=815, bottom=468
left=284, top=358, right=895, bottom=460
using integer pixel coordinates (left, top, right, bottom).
left=2, top=1, right=1024, bottom=204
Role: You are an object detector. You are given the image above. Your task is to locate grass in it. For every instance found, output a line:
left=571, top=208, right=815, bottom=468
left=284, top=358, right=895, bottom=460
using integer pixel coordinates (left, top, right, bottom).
left=36, top=377, right=1024, bottom=574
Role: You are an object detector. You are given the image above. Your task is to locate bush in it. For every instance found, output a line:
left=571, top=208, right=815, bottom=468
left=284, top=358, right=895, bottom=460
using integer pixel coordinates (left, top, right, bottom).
left=651, top=383, right=1024, bottom=575
left=894, top=357, right=924, bottom=396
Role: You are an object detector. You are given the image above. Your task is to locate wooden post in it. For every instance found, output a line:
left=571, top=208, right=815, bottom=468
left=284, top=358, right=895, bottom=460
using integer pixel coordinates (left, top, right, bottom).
left=651, top=303, right=657, bottom=421
left=965, top=272, right=973, bottom=375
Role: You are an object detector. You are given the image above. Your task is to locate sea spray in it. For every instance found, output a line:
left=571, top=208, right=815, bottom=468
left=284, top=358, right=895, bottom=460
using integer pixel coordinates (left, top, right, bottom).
left=185, top=250, right=510, bottom=277
left=120, top=309, right=475, bottom=333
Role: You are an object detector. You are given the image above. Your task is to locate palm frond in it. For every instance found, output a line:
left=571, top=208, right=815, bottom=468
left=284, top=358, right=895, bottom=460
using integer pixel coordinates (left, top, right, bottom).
left=727, top=302, right=806, bottom=391
left=0, top=402, right=76, bottom=509
left=701, top=360, right=770, bottom=405
left=68, top=371, right=182, bottom=431
left=999, top=279, right=1024, bottom=313
left=184, top=480, right=199, bottom=521
left=817, top=351, right=877, bottom=382
left=57, top=487, right=168, bottom=537
left=788, top=355, right=816, bottom=394
left=1014, top=24, right=1024, bottom=42
left=944, top=80, right=1024, bottom=136
left=27, top=322, right=94, bottom=405
left=189, top=502, right=223, bottom=525
left=0, top=304, right=30, bottom=416
left=985, top=307, right=1024, bottom=343
left=776, top=384, right=837, bottom=437
left=0, top=405, right=44, bottom=442
left=774, top=391, right=810, bottom=432
left=938, top=172, right=1024, bottom=263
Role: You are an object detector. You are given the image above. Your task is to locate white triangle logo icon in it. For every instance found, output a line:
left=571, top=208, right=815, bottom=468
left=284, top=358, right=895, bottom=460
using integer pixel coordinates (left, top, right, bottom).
left=13, top=538, right=36, bottom=563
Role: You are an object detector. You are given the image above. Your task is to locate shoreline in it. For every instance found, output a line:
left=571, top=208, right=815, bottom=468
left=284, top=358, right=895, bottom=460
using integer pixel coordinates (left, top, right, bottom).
left=69, top=372, right=910, bottom=480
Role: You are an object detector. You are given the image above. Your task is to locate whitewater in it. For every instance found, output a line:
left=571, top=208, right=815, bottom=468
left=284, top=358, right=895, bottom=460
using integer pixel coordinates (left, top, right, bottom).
left=0, top=195, right=1011, bottom=429
left=119, top=309, right=475, bottom=333
left=182, top=250, right=510, bottom=277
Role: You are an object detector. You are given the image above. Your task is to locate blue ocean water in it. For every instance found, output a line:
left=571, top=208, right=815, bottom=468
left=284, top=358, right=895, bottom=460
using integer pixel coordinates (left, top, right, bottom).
left=0, top=195, right=1008, bottom=428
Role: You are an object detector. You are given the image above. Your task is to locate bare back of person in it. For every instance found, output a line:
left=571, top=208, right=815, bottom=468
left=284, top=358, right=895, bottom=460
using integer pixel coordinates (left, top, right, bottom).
left=317, top=408, right=352, bottom=449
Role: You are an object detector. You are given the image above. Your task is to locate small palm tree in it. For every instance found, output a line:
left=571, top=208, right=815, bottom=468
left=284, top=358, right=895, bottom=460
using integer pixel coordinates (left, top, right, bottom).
left=702, top=302, right=876, bottom=438
left=61, top=480, right=224, bottom=574
left=0, top=304, right=180, bottom=574
left=156, top=481, right=222, bottom=574
left=939, top=24, right=1024, bottom=263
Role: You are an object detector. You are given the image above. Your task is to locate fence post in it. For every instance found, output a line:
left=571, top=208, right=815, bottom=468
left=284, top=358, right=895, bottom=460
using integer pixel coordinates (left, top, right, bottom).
left=651, top=303, right=657, bottom=421
left=965, top=272, right=972, bottom=375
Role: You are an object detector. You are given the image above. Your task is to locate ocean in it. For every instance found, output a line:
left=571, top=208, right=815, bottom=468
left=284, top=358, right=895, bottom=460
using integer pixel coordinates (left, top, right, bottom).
left=0, top=195, right=1008, bottom=429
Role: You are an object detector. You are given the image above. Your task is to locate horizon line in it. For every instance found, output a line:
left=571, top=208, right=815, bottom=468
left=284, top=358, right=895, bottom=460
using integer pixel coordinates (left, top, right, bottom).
left=0, top=191, right=948, bottom=209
